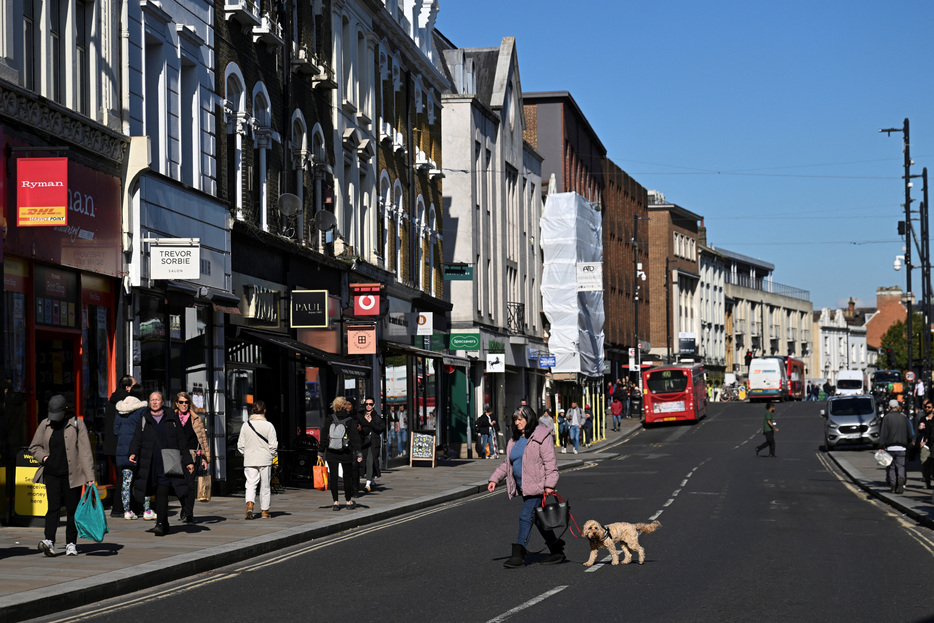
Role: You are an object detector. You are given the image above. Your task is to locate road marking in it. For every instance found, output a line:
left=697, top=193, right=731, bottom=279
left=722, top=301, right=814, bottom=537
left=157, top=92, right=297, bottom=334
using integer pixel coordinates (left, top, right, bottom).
left=584, top=554, right=614, bottom=572
left=485, top=585, right=569, bottom=622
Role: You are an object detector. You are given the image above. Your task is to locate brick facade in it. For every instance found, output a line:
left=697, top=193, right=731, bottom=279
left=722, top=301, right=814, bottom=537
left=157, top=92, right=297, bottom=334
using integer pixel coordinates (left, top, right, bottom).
left=866, top=286, right=907, bottom=349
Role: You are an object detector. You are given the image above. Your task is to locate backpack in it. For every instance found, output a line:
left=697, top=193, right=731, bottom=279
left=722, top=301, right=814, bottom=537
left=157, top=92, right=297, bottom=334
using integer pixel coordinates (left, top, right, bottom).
left=328, top=415, right=350, bottom=451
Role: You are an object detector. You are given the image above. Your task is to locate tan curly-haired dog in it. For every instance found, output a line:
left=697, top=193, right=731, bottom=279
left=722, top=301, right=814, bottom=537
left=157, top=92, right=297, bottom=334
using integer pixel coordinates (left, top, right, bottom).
left=581, top=519, right=661, bottom=566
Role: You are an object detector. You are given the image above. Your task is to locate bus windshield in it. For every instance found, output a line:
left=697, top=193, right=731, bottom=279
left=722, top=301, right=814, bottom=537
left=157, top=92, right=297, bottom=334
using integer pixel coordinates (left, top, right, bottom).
left=646, top=369, right=688, bottom=394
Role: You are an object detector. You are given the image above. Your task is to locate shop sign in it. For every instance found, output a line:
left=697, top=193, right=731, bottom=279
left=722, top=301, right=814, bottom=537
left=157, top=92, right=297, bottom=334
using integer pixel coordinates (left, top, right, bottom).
left=486, top=353, right=506, bottom=373
left=34, top=264, right=78, bottom=329
left=354, top=293, right=380, bottom=316
left=488, top=340, right=505, bottom=354
left=347, top=324, right=376, bottom=355
left=450, top=333, right=480, bottom=351
left=539, top=356, right=556, bottom=368
left=679, top=332, right=696, bottom=355
left=242, top=284, right=279, bottom=324
left=416, top=312, right=433, bottom=336
left=528, top=348, right=539, bottom=360
left=150, top=240, right=200, bottom=280
left=443, top=263, right=473, bottom=280
left=17, top=157, right=68, bottom=227
left=15, top=450, right=47, bottom=517
left=291, top=290, right=329, bottom=328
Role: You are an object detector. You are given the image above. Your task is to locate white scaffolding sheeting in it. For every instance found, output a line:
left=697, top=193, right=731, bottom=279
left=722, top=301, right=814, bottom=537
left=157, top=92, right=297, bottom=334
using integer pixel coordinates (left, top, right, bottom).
left=540, top=193, right=605, bottom=377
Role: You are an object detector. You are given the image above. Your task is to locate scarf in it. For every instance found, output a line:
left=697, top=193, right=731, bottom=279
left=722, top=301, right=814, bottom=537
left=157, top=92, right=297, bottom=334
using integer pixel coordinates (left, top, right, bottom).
left=178, top=411, right=190, bottom=427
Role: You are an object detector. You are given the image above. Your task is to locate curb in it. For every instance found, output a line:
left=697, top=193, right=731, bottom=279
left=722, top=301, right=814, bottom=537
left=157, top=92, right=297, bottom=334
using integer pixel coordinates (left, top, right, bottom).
left=827, top=452, right=934, bottom=530
left=0, top=459, right=587, bottom=622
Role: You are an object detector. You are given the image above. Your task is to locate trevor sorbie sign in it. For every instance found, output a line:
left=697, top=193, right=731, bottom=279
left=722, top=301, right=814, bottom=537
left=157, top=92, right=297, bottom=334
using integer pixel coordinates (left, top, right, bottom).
left=150, top=240, right=200, bottom=280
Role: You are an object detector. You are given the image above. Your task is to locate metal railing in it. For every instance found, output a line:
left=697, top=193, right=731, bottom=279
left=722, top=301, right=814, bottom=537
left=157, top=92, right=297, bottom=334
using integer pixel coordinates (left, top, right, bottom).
left=506, top=302, right=525, bottom=334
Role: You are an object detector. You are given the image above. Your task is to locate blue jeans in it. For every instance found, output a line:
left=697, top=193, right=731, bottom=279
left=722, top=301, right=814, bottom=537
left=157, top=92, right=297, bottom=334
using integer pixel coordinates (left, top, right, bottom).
left=612, top=414, right=622, bottom=429
left=397, top=429, right=407, bottom=455
left=480, top=434, right=491, bottom=457
left=569, top=426, right=580, bottom=451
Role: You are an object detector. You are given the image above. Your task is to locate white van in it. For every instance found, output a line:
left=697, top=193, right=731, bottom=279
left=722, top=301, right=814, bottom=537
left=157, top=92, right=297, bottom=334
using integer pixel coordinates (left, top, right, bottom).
left=835, top=370, right=866, bottom=396
left=748, top=357, right=787, bottom=402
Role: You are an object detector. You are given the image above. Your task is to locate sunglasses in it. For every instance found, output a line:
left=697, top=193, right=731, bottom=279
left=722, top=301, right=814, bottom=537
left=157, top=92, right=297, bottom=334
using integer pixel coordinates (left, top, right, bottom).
left=365, top=402, right=375, bottom=406
left=177, top=400, right=189, bottom=405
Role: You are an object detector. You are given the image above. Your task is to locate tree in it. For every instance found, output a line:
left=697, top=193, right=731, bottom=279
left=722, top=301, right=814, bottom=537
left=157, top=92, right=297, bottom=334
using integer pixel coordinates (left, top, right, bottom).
left=878, top=312, right=928, bottom=371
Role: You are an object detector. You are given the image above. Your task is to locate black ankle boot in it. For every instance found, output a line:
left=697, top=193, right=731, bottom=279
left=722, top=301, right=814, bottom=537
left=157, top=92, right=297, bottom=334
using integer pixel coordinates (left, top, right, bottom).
left=503, top=543, right=526, bottom=568
left=542, top=539, right=566, bottom=565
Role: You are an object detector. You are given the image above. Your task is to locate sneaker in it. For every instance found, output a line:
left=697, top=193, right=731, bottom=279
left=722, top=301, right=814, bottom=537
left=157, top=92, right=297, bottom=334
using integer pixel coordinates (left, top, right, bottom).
left=573, top=448, right=578, bottom=454
left=561, top=448, right=567, bottom=454
left=143, top=510, right=157, bottom=521
left=124, top=510, right=138, bottom=520
left=365, top=481, right=372, bottom=493
left=38, top=540, right=55, bottom=557
left=65, top=543, right=78, bottom=556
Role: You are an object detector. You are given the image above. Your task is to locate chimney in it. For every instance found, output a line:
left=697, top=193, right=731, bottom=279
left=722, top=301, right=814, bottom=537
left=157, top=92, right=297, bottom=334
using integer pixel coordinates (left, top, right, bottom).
left=846, top=297, right=855, bottom=319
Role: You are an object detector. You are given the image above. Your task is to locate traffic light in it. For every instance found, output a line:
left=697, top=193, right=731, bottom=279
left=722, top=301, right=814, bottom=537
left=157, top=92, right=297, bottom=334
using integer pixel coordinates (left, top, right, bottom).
left=898, top=221, right=906, bottom=236
left=886, top=347, right=896, bottom=368
left=745, top=351, right=753, bottom=367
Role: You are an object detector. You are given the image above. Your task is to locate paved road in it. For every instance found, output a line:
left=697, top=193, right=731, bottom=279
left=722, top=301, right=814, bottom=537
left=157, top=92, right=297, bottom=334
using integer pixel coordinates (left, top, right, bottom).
left=32, top=401, right=934, bottom=622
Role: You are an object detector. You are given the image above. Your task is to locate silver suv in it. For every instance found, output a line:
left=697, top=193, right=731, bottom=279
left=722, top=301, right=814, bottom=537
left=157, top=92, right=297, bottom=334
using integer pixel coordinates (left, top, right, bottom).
left=822, top=394, right=881, bottom=450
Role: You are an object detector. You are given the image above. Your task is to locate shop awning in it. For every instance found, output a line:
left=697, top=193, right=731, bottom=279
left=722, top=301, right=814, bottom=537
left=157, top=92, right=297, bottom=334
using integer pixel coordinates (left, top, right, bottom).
left=442, top=354, right=473, bottom=367
left=237, top=328, right=370, bottom=378
left=384, top=341, right=444, bottom=359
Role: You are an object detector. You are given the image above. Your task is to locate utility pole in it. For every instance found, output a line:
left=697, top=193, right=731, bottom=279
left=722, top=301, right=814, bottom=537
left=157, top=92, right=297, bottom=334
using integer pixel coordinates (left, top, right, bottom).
left=922, top=168, right=932, bottom=400
left=633, top=214, right=648, bottom=406
left=881, top=119, right=913, bottom=411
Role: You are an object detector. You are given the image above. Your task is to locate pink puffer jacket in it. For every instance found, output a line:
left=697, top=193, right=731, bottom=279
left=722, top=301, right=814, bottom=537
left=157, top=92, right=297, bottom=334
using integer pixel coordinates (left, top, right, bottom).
left=489, top=423, right=558, bottom=499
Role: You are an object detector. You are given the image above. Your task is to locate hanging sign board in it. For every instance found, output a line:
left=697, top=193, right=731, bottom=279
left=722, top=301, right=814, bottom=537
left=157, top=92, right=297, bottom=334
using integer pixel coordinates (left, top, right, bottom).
left=486, top=354, right=506, bottom=373
left=450, top=333, right=480, bottom=350
left=17, top=157, right=68, bottom=226
left=416, top=312, right=433, bottom=336
left=150, top=239, right=200, bottom=280
left=539, top=356, right=556, bottom=368
left=291, top=290, right=329, bottom=328
left=347, top=324, right=377, bottom=355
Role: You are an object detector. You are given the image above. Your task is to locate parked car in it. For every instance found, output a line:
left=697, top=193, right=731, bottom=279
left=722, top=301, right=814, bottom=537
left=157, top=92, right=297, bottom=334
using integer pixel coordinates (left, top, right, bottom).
left=822, top=394, right=881, bottom=450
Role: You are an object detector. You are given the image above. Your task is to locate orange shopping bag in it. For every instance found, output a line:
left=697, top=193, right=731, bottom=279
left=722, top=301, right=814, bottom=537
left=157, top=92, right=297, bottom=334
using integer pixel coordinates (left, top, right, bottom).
left=313, top=457, right=329, bottom=490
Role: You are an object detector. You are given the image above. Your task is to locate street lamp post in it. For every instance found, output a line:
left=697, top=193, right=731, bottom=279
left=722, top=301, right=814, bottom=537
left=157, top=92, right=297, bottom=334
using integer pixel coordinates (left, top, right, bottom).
left=633, top=214, right=649, bottom=408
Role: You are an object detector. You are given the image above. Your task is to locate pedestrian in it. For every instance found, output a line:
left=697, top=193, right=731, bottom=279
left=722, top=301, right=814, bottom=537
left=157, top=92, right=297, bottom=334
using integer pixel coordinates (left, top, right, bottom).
left=477, top=405, right=494, bottom=459
left=582, top=404, right=594, bottom=446
left=880, top=399, right=913, bottom=494
left=489, top=409, right=501, bottom=459
left=357, top=396, right=385, bottom=493
left=113, top=383, right=153, bottom=520
left=557, top=409, right=569, bottom=452
left=539, top=408, right=555, bottom=432
left=104, top=375, right=134, bottom=518
left=916, top=400, right=934, bottom=489
left=386, top=406, right=397, bottom=459
left=755, top=402, right=778, bottom=457
left=916, top=379, right=926, bottom=413
left=128, top=392, right=194, bottom=537
left=320, top=396, right=363, bottom=510
left=487, top=405, right=565, bottom=568
left=176, top=391, right=210, bottom=524
left=29, top=395, right=95, bottom=557
left=237, top=400, right=278, bottom=519
left=565, top=401, right=583, bottom=454
left=397, top=404, right=408, bottom=456
left=610, top=397, right=623, bottom=432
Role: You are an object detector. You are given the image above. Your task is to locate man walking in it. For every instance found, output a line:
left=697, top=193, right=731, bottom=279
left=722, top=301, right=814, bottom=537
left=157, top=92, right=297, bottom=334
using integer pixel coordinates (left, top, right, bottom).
left=755, top=402, right=778, bottom=457
left=880, top=399, right=913, bottom=494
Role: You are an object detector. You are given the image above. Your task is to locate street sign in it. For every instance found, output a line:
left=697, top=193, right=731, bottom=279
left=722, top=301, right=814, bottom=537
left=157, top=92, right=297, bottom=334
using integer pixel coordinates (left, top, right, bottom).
left=906, top=370, right=917, bottom=382
left=539, top=356, right=556, bottom=368
left=628, top=348, right=636, bottom=358
left=443, top=264, right=474, bottom=280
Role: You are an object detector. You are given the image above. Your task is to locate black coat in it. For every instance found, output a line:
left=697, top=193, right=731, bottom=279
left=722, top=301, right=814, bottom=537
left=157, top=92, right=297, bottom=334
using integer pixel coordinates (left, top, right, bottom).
left=356, top=409, right=385, bottom=449
left=128, top=410, right=193, bottom=502
left=103, top=387, right=130, bottom=456
left=320, top=410, right=363, bottom=462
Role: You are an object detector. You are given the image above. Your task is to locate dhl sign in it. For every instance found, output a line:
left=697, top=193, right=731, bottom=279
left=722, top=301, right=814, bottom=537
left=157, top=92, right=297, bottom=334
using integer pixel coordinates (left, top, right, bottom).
left=17, top=158, right=68, bottom=227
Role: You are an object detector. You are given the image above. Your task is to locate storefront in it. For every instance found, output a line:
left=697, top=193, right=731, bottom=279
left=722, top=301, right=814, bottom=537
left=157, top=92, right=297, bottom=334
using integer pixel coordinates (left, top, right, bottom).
left=1, top=127, right=125, bottom=518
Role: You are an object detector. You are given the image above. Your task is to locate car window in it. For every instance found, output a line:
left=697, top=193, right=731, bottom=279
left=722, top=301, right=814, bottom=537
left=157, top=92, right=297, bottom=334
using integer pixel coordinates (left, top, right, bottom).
left=829, top=398, right=874, bottom=416
left=837, top=380, right=863, bottom=389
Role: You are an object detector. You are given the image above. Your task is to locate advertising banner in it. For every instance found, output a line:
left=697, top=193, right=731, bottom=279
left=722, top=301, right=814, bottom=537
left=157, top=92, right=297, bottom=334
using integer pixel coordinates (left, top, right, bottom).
left=17, top=157, right=68, bottom=227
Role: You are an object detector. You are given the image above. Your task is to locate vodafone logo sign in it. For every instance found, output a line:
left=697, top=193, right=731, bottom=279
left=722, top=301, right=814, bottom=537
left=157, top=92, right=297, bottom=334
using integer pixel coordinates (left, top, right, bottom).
left=354, top=294, right=380, bottom=316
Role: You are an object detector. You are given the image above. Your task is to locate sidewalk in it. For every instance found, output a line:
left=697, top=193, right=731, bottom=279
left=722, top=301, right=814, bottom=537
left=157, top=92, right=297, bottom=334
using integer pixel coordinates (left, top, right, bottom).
left=827, top=449, right=934, bottom=528
left=0, top=419, right=640, bottom=622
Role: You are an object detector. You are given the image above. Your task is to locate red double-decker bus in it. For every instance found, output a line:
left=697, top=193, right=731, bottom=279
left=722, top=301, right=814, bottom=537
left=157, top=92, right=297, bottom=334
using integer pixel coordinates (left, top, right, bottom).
left=642, top=363, right=708, bottom=425
left=784, top=356, right=805, bottom=401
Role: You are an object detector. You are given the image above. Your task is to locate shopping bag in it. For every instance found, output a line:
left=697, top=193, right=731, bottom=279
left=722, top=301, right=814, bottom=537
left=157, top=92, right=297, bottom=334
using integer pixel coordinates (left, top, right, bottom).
left=313, top=457, right=329, bottom=490
left=875, top=449, right=894, bottom=467
left=197, top=472, right=212, bottom=502
left=75, top=485, right=109, bottom=543
left=534, top=492, right=570, bottom=532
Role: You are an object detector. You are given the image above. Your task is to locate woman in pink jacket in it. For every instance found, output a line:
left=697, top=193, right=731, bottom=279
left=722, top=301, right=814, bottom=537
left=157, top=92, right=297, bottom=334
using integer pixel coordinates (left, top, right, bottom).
left=488, top=406, right=564, bottom=568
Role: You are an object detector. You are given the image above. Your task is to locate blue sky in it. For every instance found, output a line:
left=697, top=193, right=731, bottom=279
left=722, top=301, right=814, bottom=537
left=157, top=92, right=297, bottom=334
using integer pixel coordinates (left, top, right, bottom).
left=437, top=0, right=934, bottom=310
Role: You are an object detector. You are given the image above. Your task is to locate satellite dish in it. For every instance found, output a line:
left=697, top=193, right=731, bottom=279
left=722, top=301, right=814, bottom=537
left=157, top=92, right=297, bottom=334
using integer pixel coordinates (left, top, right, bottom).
left=314, top=210, right=337, bottom=231
left=277, top=193, right=301, bottom=217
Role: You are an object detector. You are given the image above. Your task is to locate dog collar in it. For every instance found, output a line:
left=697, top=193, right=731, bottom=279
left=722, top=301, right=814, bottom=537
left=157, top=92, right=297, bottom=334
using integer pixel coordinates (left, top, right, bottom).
left=602, top=525, right=611, bottom=541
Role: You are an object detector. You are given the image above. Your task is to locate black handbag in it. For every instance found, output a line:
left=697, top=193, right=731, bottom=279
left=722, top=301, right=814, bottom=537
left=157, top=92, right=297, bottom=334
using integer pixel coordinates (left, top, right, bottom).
left=534, top=492, right=570, bottom=532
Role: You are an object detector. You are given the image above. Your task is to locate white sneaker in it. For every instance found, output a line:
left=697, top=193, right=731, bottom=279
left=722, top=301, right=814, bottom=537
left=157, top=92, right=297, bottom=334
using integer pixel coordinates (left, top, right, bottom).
left=365, top=481, right=372, bottom=492
left=38, top=540, right=55, bottom=557
left=573, top=448, right=578, bottom=454
left=561, top=448, right=567, bottom=454
left=65, top=543, right=78, bottom=556
left=143, top=510, right=157, bottom=521
left=124, top=510, right=138, bottom=520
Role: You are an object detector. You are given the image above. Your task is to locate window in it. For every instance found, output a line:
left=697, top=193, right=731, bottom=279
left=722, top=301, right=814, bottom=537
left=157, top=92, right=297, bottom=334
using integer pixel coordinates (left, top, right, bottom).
left=23, top=0, right=36, bottom=90
left=225, top=67, right=246, bottom=218
left=75, top=1, right=91, bottom=115
left=49, top=0, right=63, bottom=103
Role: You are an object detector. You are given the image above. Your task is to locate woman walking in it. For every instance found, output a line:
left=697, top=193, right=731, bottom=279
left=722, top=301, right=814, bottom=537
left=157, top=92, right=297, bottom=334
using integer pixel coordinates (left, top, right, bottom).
left=488, top=407, right=565, bottom=568
left=236, top=400, right=278, bottom=519
left=29, top=395, right=95, bottom=556
left=113, top=384, right=152, bottom=520
left=176, top=391, right=211, bottom=523
left=319, top=397, right=362, bottom=510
